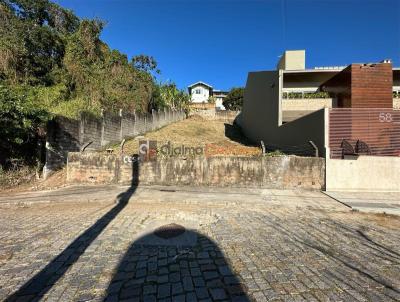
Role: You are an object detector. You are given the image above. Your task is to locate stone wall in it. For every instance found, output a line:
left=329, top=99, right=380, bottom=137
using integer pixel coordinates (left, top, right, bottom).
left=44, top=109, right=186, bottom=177
left=67, top=152, right=325, bottom=190
left=189, top=110, right=239, bottom=123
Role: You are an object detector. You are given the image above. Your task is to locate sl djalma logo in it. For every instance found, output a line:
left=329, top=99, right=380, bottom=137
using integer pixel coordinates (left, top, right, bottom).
left=123, top=140, right=204, bottom=163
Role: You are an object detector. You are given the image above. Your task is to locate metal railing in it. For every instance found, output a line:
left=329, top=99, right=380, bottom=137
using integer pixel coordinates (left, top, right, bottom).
left=329, top=108, right=400, bottom=158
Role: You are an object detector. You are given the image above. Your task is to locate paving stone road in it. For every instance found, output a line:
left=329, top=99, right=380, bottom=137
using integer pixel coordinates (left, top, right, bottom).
left=0, top=185, right=399, bottom=301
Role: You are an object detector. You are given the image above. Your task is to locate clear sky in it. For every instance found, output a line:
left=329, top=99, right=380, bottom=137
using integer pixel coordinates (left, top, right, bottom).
left=55, top=0, right=400, bottom=91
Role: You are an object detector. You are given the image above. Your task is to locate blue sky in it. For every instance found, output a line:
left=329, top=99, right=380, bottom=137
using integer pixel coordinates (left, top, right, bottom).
left=55, top=0, right=400, bottom=91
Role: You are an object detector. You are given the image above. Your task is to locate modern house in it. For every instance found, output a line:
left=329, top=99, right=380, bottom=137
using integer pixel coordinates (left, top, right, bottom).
left=238, top=50, right=400, bottom=191
left=187, top=81, right=227, bottom=110
left=278, top=50, right=400, bottom=121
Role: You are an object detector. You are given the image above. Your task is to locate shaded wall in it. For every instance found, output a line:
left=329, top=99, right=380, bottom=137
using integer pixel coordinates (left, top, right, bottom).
left=239, top=71, right=326, bottom=156
left=67, top=153, right=325, bottom=190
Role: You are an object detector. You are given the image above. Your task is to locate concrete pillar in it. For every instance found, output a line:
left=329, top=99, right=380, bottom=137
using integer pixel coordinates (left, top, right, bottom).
left=119, top=109, right=123, bottom=140
left=133, top=110, right=136, bottom=136
left=100, top=110, right=105, bottom=146
left=80, top=112, right=85, bottom=146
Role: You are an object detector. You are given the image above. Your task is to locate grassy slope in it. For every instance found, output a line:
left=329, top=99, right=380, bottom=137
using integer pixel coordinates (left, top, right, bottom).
left=110, top=115, right=262, bottom=157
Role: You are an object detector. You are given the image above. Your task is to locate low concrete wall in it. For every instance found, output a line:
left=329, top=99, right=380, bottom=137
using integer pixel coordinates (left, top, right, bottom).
left=326, top=155, right=400, bottom=192
left=282, top=98, right=334, bottom=111
left=67, top=153, right=325, bottom=190
left=190, top=109, right=239, bottom=123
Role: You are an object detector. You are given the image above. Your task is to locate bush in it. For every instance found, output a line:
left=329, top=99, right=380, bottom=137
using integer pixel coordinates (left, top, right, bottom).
left=0, top=85, right=49, bottom=167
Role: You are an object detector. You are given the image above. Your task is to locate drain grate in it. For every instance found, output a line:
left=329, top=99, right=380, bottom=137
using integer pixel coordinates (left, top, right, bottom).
left=154, top=223, right=186, bottom=239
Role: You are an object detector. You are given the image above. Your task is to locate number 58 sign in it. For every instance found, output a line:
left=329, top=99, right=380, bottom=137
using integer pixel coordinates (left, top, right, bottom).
left=379, top=112, right=393, bottom=123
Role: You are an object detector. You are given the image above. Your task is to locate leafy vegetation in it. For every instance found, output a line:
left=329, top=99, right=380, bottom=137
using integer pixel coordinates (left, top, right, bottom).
left=282, top=91, right=330, bottom=99
left=222, top=87, right=244, bottom=110
left=0, top=0, right=188, bottom=169
left=151, top=82, right=190, bottom=111
left=0, top=85, right=48, bottom=167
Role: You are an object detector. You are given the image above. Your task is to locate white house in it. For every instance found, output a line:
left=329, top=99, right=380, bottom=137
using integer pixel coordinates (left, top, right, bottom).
left=188, top=81, right=227, bottom=110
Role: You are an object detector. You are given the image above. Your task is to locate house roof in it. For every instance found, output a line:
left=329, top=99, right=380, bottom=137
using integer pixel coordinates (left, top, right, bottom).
left=187, top=81, right=213, bottom=88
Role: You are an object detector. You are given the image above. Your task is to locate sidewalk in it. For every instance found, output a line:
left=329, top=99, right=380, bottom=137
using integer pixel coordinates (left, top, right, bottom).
left=324, top=191, right=400, bottom=215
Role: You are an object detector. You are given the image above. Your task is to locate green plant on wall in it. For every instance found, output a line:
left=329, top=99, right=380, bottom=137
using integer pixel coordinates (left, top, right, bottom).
left=283, top=91, right=330, bottom=99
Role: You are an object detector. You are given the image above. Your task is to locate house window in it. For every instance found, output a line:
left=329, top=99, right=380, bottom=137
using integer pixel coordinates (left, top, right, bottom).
left=195, top=89, right=201, bottom=94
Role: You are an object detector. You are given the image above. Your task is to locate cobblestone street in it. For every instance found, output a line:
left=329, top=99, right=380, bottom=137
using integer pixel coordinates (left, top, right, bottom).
left=0, top=186, right=399, bottom=301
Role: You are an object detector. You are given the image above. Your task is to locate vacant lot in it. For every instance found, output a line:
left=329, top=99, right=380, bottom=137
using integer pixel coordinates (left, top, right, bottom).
left=110, top=115, right=262, bottom=156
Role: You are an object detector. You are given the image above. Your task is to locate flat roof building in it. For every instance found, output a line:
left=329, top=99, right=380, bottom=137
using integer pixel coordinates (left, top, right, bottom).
left=238, top=50, right=400, bottom=158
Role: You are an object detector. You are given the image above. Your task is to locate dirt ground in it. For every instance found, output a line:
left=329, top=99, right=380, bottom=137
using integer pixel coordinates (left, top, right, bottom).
left=109, top=115, right=262, bottom=156
left=0, top=169, right=67, bottom=194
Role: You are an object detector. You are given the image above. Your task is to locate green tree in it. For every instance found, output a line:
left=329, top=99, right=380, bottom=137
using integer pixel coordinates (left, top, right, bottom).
left=0, top=0, right=186, bottom=168
left=131, top=54, right=160, bottom=77
left=150, top=82, right=189, bottom=111
left=0, top=0, right=79, bottom=84
left=223, top=87, right=244, bottom=110
left=0, top=85, right=49, bottom=166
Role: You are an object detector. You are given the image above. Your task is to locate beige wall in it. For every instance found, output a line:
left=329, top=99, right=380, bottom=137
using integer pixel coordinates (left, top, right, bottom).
left=394, top=98, right=400, bottom=109
left=277, top=50, right=305, bottom=70
left=239, top=71, right=326, bottom=156
left=326, top=155, right=400, bottom=192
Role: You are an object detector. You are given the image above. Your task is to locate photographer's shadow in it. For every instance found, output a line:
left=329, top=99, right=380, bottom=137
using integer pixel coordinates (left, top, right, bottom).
left=104, top=225, right=250, bottom=301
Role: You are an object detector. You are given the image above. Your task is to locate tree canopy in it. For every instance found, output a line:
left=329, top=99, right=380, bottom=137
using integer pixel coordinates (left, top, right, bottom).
left=0, top=0, right=189, bottom=167
left=223, top=87, right=244, bottom=111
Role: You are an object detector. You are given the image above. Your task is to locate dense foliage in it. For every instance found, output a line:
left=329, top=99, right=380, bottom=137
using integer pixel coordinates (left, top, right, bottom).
left=282, top=91, right=330, bottom=99
left=0, top=85, right=48, bottom=166
left=222, top=87, right=244, bottom=110
left=0, top=0, right=188, bottom=168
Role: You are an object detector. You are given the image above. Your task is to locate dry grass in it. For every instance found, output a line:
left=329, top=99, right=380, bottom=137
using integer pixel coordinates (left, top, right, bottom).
left=109, top=115, right=261, bottom=157
left=0, top=168, right=67, bottom=193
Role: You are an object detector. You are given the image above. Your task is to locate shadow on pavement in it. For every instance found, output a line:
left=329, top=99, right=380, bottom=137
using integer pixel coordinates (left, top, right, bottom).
left=5, top=156, right=140, bottom=302
left=104, top=228, right=251, bottom=301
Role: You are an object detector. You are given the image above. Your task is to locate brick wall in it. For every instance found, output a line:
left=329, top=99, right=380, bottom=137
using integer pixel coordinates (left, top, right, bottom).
left=321, top=62, right=393, bottom=109
left=350, top=63, right=393, bottom=108
left=67, top=153, right=325, bottom=190
left=44, top=109, right=186, bottom=177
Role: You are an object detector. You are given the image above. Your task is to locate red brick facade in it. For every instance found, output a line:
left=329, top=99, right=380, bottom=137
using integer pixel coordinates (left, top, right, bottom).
left=350, top=63, right=393, bottom=108
left=321, top=62, right=393, bottom=108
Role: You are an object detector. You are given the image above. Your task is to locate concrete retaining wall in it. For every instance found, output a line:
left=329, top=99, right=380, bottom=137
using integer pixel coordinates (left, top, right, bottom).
left=67, top=152, right=325, bottom=189
left=326, top=155, right=400, bottom=192
left=44, top=109, right=186, bottom=177
left=189, top=110, right=239, bottom=123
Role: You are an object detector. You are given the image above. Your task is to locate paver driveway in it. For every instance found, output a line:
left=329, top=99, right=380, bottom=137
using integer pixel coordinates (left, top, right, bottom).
left=0, top=185, right=399, bottom=301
